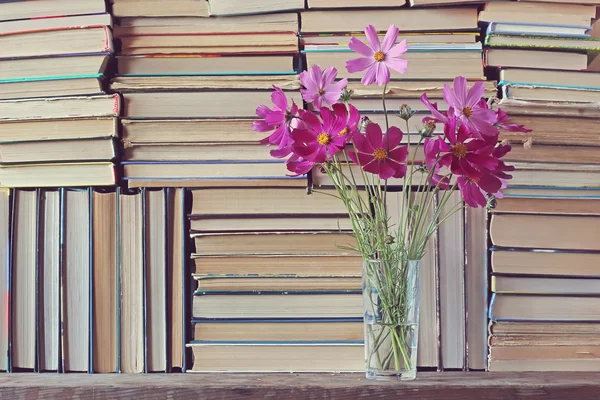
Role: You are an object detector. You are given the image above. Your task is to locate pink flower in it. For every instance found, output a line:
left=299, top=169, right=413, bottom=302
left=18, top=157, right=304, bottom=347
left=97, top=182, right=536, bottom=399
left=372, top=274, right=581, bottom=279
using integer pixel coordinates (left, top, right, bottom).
left=420, top=93, right=449, bottom=124
left=300, top=65, right=348, bottom=109
left=442, top=77, right=498, bottom=138
left=432, top=116, right=499, bottom=180
left=347, top=123, right=408, bottom=179
left=495, top=108, right=532, bottom=133
left=253, top=86, right=300, bottom=158
left=332, top=102, right=360, bottom=140
left=457, top=176, right=489, bottom=208
left=291, top=108, right=347, bottom=163
left=346, top=24, right=408, bottom=86
left=285, top=154, right=315, bottom=177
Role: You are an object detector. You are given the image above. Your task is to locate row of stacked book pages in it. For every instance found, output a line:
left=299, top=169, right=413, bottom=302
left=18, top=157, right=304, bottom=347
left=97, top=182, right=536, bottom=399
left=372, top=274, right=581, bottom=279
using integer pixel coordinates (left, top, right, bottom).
left=0, top=188, right=187, bottom=373
left=480, top=1, right=600, bottom=372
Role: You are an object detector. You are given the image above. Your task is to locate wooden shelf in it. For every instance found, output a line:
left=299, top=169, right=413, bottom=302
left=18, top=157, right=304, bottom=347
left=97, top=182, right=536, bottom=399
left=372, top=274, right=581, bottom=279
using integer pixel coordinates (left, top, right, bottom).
left=1, top=372, right=600, bottom=399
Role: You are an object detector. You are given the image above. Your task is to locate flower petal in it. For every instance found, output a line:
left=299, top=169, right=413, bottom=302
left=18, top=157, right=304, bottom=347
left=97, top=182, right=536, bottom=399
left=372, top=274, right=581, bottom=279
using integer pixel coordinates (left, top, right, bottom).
left=270, top=86, right=288, bottom=110
left=365, top=123, right=383, bottom=149
left=348, top=37, right=374, bottom=57
left=388, top=146, right=408, bottom=164
left=290, top=128, right=316, bottom=143
left=375, top=61, right=390, bottom=86
left=364, top=24, right=380, bottom=52
left=466, top=80, right=485, bottom=108
left=351, top=132, right=375, bottom=153
left=387, top=39, right=408, bottom=58
left=322, top=66, right=338, bottom=87
left=384, top=57, right=408, bottom=75
left=420, top=93, right=448, bottom=123
left=452, top=76, right=468, bottom=107
left=320, top=107, right=335, bottom=132
left=347, top=150, right=373, bottom=166
left=384, top=126, right=404, bottom=149
left=381, top=24, right=399, bottom=53
left=360, top=63, right=378, bottom=86
left=346, top=56, right=374, bottom=74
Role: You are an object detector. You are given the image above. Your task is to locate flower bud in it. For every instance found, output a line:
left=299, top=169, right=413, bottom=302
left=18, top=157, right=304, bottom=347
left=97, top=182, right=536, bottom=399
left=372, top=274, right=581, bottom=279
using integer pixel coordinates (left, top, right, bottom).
left=339, top=88, right=354, bottom=103
left=419, top=120, right=436, bottom=138
left=358, top=116, right=371, bottom=132
left=399, top=104, right=416, bottom=121
left=384, top=235, right=395, bottom=244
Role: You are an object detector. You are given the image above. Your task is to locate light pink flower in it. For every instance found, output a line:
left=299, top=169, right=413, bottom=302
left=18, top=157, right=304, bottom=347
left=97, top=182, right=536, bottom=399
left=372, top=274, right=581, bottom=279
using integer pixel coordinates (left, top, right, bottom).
left=300, top=65, right=348, bottom=109
left=347, top=123, right=408, bottom=179
left=443, top=76, right=498, bottom=138
left=252, top=86, right=300, bottom=158
left=346, top=24, right=408, bottom=86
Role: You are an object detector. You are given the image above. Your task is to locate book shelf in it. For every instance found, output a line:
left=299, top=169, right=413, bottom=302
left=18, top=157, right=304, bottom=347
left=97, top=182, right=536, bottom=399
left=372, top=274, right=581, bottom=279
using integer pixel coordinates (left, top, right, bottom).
left=1, top=372, right=599, bottom=399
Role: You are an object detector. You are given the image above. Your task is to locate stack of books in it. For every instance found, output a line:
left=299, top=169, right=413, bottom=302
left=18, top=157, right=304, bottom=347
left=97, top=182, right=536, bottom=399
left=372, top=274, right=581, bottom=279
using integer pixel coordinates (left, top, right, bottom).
left=0, top=188, right=187, bottom=373
left=481, top=1, right=600, bottom=371
left=187, top=187, right=365, bottom=372
left=0, top=0, right=118, bottom=187
left=110, top=7, right=305, bottom=187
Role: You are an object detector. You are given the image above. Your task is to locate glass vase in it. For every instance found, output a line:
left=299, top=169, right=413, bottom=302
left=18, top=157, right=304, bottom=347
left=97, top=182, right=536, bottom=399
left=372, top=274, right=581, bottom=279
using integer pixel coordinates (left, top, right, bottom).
left=362, top=258, right=422, bottom=381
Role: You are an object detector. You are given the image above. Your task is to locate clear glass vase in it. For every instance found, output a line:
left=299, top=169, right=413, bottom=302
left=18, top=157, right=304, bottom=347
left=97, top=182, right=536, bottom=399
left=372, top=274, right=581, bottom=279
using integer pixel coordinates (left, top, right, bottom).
left=362, top=258, right=422, bottom=381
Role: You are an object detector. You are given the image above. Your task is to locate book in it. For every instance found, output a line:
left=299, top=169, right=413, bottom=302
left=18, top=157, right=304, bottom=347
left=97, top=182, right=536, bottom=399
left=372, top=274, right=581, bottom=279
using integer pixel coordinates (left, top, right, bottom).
left=193, top=255, right=362, bottom=276
left=123, top=143, right=272, bottom=162
left=466, top=206, right=488, bottom=370
left=92, top=190, right=118, bottom=373
left=112, top=0, right=209, bottom=17
left=119, top=191, right=144, bottom=373
left=123, top=91, right=301, bottom=118
left=300, top=8, right=478, bottom=33
left=484, top=49, right=588, bottom=70
left=193, top=319, right=363, bottom=342
left=190, top=217, right=353, bottom=232
left=122, top=161, right=307, bottom=188
left=0, top=162, right=116, bottom=187
left=439, top=191, right=465, bottom=369
left=489, top=293, right=600, bottom=321
left=492, top=275, right=600, bottom=295
left=117, top=55, right=296, bottom=75
left=112, top=75, right=301, bottom=92
left=190, top=188, right=352, bottom=216
left=193, top=276, right=362, bottom=291
left=146, top=189, right=167, bottom=372
left=495, top=98, right=600, bottom=118
left=0, top=0, right=107, bottom=22
left=306, top=51, right=485, bottom=80
left=0, top=77, right=104, bottom=100
left=490, top=214, right=600, bottom=251
left=12, top=190, right=37, bottom=370
left=491, top=321, right=600, bottom=336
left=0, top=54, right=109, bottom=82
left=191, top=232, right=356, bottom=256
left=120, top=33, right=297, bottom=49
left=168, top=188, right=185, bottom=370
left=114, top=13, right=298, bottom=37
left=0, top=13, right=112, bottom=36
left=0, top=138, right=116, bottom=164
left=188, top=342, right=363, bottom=372
left=302, top=33, right=479, bottom=47
left=192, top=291, right=362, bottom=319
left=489, top=358, right=600, bottom=372
left=502, top=187, right=600, bottom=199
left=499, top=115, right=600, bottom=146
left=64, top=190, right=91, bottom=372
left=0, top=94, right=121, bottom=121
left=501, top=85, right=600, bottom=103
left=207, top=0, right=304, bottom=16
left=479, top=3, right=595, bottom=26
left=491, top=249, right=600, bottom=277
left=493, top=197, right=600, bottom=215
left=486, top=35, right=600, bottom=51
left=308, top=0, right=406, bottom=8
left=0, top=26, right=113, bottom=59
left=0, top=190, right=9, bottom=371
left=486, top=22, right=590, bottom=38
left=0, top=118, right=118, bottom=143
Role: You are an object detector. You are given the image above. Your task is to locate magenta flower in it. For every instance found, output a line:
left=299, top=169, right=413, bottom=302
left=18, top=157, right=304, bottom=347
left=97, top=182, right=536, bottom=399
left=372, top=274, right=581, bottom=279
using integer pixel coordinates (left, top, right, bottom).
left=495, top=107, right=532, bottom=133
left=432, top=116, right=499, bottom=180
left=457, top=176, right=489, bottom=208
left=442, top=77, right=498, bottom=138
left=346, top=24, right=408, bottom=86
left=420, top=93, right=449, bottom=124
left=300, top=65, right=348, bottom=109
left=253, top=86, right=300, bottom=158
left=332, top=102, right=360, bottom=140
left=291, top=108, right=347, bottom=163
left=285, top=154, right=315, bottom=177
left=347, top=123, right=408, bottom=179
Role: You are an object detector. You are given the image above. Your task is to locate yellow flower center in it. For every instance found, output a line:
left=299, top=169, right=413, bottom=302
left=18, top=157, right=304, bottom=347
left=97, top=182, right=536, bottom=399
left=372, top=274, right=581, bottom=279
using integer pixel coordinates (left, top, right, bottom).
left=317, top=132, right=331, bottom=145
left=373, top=51, right=385, bottom=62
left=338, top=127, right=349, bottom=136
left=318, top=88, right=325, bottom=96
left=467, top=177, right=479, bottom=183
left=462, top=107, right=473, bottom=118
left=452, top=143, right=468, bottom=159
left=425, top=120, right=436, bottom=130
left=373, top=148, right=388, bottom=161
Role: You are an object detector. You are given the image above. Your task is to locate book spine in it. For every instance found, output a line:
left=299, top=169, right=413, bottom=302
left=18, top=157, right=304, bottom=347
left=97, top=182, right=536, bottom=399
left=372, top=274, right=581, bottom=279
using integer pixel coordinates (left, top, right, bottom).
left=164, top=188, right=171, bottom=373
left=58, top=188, right=65, bottom=373
left=115, top=187, right=122, bottom=374
left=181, top=188, right=188, bottom=373
left=34, top=189, right=42, bottom=373
left=88, top=187, right=94, bottom=374
left=141, top=188, right=148, bottom=374
left=434, top=191, right=442, bottom=372
left=7, top=189, right=15, bottom=373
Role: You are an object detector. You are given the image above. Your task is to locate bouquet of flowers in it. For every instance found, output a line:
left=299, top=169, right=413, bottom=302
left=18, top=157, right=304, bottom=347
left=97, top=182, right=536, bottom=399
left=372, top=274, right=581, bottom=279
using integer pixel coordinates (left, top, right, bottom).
left=253, top=24, right=530, bottom=380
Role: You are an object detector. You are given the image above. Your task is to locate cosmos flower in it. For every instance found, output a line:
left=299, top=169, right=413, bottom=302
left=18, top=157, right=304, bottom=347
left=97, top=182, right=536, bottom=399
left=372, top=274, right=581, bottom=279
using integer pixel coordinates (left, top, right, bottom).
left=299, top=65, right=348, bottom=109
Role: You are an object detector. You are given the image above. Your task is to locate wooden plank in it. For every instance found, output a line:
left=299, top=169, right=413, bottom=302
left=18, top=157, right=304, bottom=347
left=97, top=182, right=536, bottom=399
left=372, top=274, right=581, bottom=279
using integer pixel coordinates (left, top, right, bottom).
left=1, top=372, right=600, bottom=399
